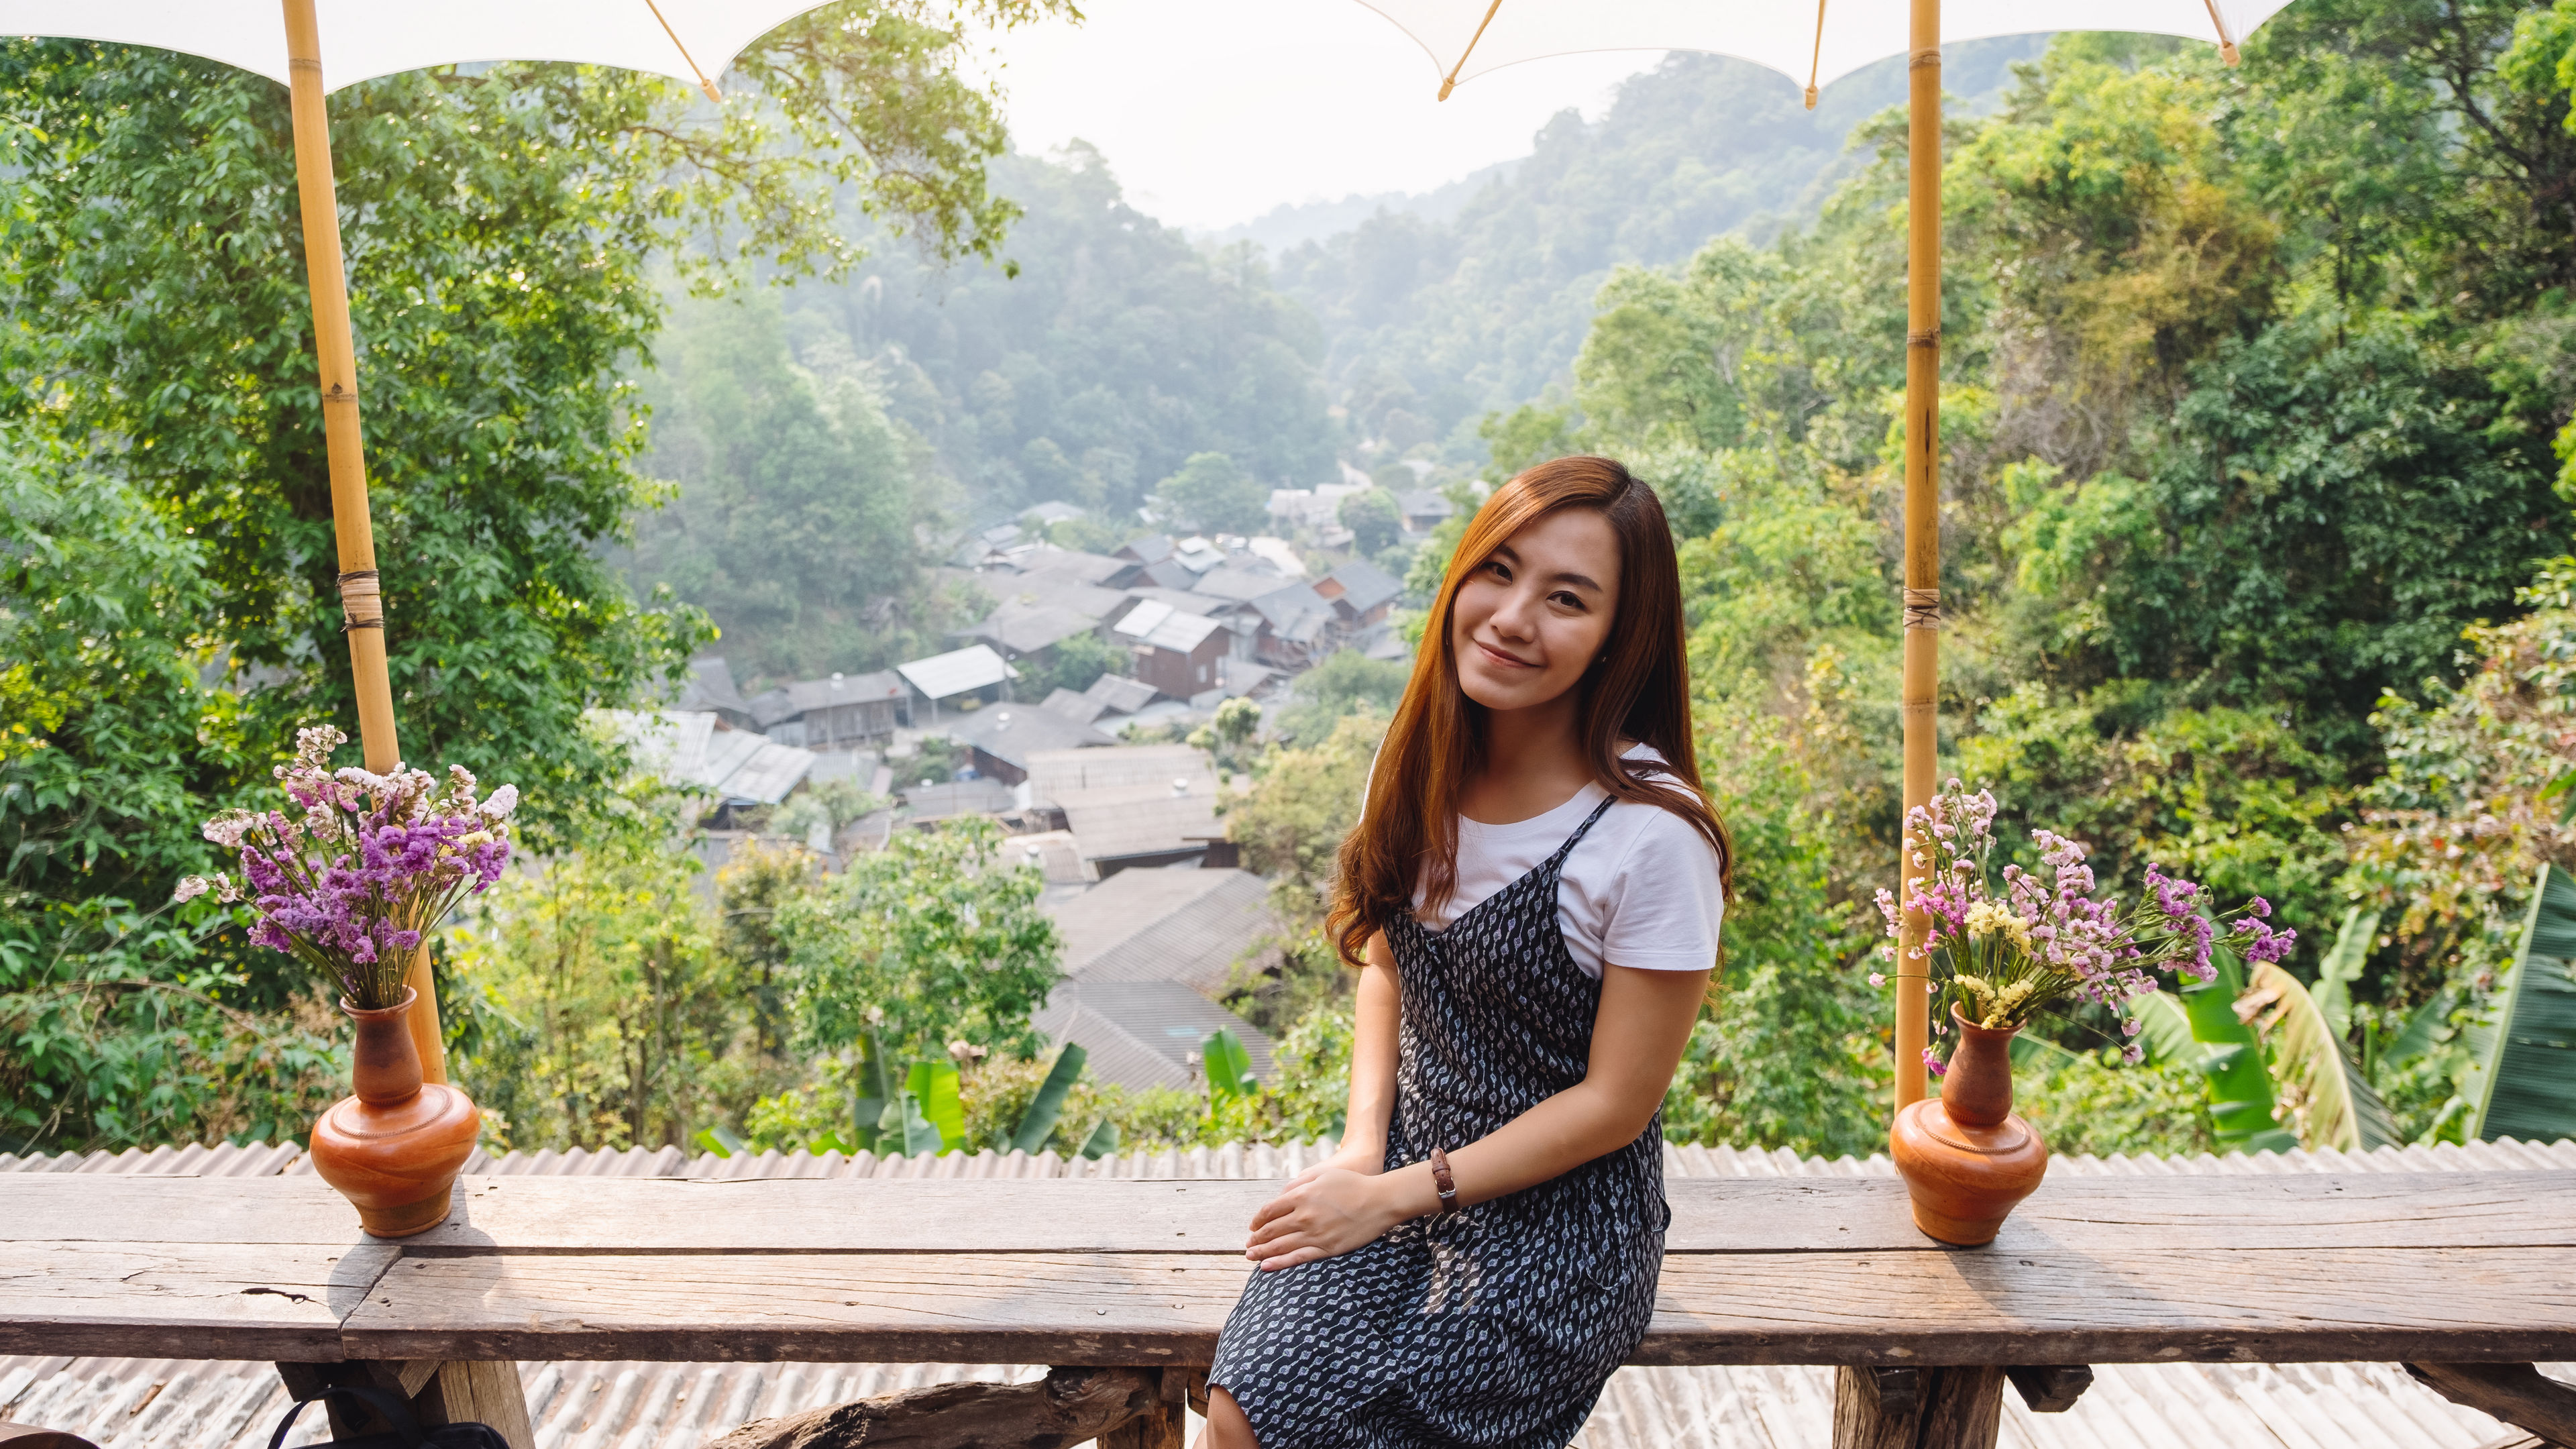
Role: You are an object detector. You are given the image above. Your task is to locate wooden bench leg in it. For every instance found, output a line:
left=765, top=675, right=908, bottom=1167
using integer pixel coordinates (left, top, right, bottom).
left=2406, top=1363, right=2576, bottom=1446
left=2004, top=1364, right=2094, bottom=1414
left=1100, top=1368, right=1193, bottom=1449
left=273, top=1361, right=535, bottom=1449
left=1834, top=1366, right=2006, bottom=1449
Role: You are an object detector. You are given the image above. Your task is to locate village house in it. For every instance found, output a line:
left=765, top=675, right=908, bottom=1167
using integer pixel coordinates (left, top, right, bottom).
left=1316, top=558, right=1403, bottom=632
left=1112, top=600, right=1228, bottom=699
left=1397, top=487, right=1454, bottom=535
left=744, top=670, right=909, bottom=749
left=674, top=657, right=757, bottom=731
left=893, top=643, right=1015, bottom=724
left=938, top=701, right=1114, bottom=787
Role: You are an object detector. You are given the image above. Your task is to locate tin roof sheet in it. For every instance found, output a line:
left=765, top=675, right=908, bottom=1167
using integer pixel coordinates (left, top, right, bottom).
left=895, top=645, right=1012, bottom=702
left=4, top=1139, right=2571, bottom=1449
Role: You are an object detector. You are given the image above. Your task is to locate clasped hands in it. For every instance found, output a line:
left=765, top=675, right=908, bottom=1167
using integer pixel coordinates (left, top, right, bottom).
left=1244, top=1145, right=1433, bottom=1271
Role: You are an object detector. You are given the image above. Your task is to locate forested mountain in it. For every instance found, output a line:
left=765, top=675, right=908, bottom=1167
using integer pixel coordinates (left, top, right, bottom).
left=1265, top=38, right=2047, bottom=450
left=777, top=144, right=1342, bottom=515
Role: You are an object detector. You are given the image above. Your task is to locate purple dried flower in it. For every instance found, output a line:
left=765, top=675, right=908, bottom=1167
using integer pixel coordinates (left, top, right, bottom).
left=185, top=723, right=521, bottom=1008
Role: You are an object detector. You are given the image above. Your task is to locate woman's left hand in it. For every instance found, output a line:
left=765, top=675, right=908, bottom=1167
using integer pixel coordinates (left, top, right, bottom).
left=1244, top=1167, right=1409, bottom=1271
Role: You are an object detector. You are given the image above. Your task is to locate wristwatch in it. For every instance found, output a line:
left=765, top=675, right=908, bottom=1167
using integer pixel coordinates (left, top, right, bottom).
left=1429, top=1145, right=1460, bottom=1216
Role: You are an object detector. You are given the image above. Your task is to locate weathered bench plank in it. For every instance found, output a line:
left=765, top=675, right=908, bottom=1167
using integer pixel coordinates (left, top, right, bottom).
left=311, top=1243, right=2576, bottom=1367
left=0, top=1240, right=397, bottom=1359
left=9, top=1171, right=2574, bottom=1254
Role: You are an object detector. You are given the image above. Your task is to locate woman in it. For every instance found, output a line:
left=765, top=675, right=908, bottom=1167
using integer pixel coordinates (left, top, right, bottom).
left=1203, top=455, right=1732, bottom=1449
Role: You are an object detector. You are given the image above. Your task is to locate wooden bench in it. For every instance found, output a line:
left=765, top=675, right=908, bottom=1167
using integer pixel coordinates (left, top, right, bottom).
left=8, top=1170, right=2576, bottom=1448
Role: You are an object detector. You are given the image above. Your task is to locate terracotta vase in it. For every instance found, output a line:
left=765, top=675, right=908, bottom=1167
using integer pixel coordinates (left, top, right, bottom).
left=306, top=986, right=480, bottom=1238
left=1889, top=1006, right=2049, bottom=1245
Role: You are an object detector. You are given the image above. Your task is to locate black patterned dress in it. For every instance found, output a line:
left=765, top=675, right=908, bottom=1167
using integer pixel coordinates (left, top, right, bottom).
left=1210, top=797, right=1668, bottom=1448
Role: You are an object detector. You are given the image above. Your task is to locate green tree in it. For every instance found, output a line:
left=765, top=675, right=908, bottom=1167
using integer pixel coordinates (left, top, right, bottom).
left=625, top=292, right=955, bottom=683
left=1154, top=451, right=1268, bottom=535
left=1273, top=650, right=1410, bottom=747
left=1025, top=630, right=1126, bottom=698
left=1338, top=488, right=1402, bottom=554
left=775, top=818, right=1062, bottom=1063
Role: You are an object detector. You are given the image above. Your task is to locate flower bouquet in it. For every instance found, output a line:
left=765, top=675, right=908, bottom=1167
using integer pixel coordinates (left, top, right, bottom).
left=180, top=724, right=519, bottom=1236
left=1872, top=780, right=2295, bottom=1244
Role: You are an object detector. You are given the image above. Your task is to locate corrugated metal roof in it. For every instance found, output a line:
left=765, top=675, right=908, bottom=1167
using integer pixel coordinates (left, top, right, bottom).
left=895, top=645, right=1012, bottom=702
left=1189, top=564, right=1295, bottom=603
left=1083, top=675, right=1162, bottom=714
left=1047, top=868, right=1276, bottom=994
left=1029, top=746, right=1213, bottom=798
left=7, top=1138, right=2571, bottom=1449
left=1032, top=981, right=1277, bottom=1090
left=600, top=712, right=816, bottom=806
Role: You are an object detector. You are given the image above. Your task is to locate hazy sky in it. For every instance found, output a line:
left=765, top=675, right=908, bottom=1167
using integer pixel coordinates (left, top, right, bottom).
left=974, top=0, right=1664, bottom=233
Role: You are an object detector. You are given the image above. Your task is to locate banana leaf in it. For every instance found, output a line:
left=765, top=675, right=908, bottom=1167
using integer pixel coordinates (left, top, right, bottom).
left=906, top=1059, right=967, bottom=1155
left=1012, top=1044, right=1089, bottom=1154
left=2188, top=954, right=2300, bottom=1153
left=2243, top=959, right=2396, bottom=1151
left=849, top=1031, right=895, bottom=1155
left=2469, top=863, right=2576, bottom=1144
left=2007, top=1032, right=2082, bottom=1071
left=2131, top=990, right=2198, bottom=1068
left=2383, top=987, right=2457, bottom=1070
left=896, top=1094, right=944, bottom=1157
left=2310, top=906, right=2381, bottom=1045
left=1205, top=1029, right=1257, bottom=1107
left=693, top=1124, right=746, bottom=1159
left=1077, top=1118, right=1121, bottom=1159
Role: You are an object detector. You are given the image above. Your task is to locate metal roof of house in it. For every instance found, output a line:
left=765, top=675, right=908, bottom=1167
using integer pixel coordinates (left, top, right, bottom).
left=4, top=1138, right=2570, bottom=1449
left=1324, top=559, right=1404, bottom=616
left=1045, top=867, right=1277, bottom=994
left=942, top=704, right=1114, bottom=773
left=999, top=545, right=1127, bottom=586
left=1083, top=674, right=1161, bottom=714
left=1032, top=978, right=1277, bottom=1090
left=1038, top=688, right=1112, bottom=725
left=1189, top=562, right=1295, bottom=602
left=1248, top=582, right=1334, bottom=644
left=970, top=601, right=1102, bottom=657
left=1117, top=586, right=1224, bottom=617
left=1132, top=557, right=1199, bottom=591
left=893, top=777, right=1016, bottom=820
left=1398, top=488, right=1454, bottom=519
left=674, top=657, right=751, bottom=719
left=895, top=644, right=1013, bottom=701
left=1113, top=600, right=1224, bottom=653
left=747, top=672, right=908, bottom=728
left=1028, top=745, right=1215, bottom=800
left=599, top=711, right=816, bottom=806
left=1118, top=534, right=1174, bottom=565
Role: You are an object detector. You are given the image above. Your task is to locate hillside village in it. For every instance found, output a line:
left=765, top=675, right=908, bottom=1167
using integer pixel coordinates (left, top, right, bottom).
left=618, top=482, right=1440, bottom=1100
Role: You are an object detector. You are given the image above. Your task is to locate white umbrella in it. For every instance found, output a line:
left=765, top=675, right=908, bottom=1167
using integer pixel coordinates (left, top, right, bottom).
left=1357, top=0, right=2303, bottom=1114
left=0, top=0, right=841, bottom=1079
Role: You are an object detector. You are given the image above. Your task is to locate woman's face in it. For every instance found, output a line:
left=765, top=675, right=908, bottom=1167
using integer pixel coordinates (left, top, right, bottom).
left=1449, top=506, right=1621, bottom=716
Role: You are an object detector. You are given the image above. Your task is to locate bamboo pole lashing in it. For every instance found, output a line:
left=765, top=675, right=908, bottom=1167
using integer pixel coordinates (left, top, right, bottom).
left=281, top=0, right=446, bottom=1083
left=1438, top=0, right=1506, bottom=101
left=1894, top=0, right=1941, bottom=1114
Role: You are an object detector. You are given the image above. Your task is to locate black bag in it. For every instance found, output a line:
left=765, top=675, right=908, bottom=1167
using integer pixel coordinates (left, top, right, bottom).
left=267, top=1383, right=513, bottom=1449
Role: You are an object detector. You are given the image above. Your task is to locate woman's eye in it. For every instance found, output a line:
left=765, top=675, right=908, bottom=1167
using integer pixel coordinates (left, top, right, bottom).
left=1483, top=560, right=1511, bottom=581
left=1550, top=591, right=1584, bottom=609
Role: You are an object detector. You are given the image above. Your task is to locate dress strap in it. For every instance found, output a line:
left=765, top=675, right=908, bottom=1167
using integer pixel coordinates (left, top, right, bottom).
left=1543, top=794, right=1619, bottom=870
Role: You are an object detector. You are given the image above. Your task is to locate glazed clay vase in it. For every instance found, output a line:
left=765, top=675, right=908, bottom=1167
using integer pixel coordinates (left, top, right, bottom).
left=307, top=987, right=480, bottom=1238
left=1889, top=1006, right=2049, bottom=1245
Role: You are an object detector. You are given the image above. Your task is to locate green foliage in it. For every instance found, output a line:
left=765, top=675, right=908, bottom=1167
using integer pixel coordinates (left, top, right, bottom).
left=775, top=818, right=1061, bottom=1064
left=905, top=1058, right=967, bottom=1153
left=1204, top=1030, right=1258, bottom=1107
left=782, top=146, right=1336, bottom=517
left=2011, top=1046, right=2215, bottom=1159
left=1339, top=488, right=1402, bottom=555
left=1010, top=1044, right=1087, bottom=1153
left=2469, top=863, right=2576, bottom=1143
left=445, top=793, right=752, bottom=1152
left=1273, top=651, right=1409, bottom=748
left=623, top=292, right=955, bottom=684
left=1021, top=630, right=1127, bottom=699
left=1154, top=451, right=1267, bottom=535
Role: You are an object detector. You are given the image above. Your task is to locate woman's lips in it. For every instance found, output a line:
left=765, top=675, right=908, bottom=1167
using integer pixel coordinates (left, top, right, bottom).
left=1474, top=639, right=1537, bottom=669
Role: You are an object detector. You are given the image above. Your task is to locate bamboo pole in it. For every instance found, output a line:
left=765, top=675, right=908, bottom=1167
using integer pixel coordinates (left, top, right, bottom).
left=1894, top=0, right=1941, bottom=1113
left=282, top=0, right=447, bottom=1083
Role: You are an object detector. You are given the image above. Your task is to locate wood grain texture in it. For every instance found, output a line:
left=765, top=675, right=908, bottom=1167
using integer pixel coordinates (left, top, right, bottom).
left=1833, top=1366, right=2005, bottom=1449
left=418, top=1360, right=534, bottom=1449
left=0, top=1241, right=396, bottom=1360
left=321, top=1244, right=2576, bottom=1367
left=11, top=1171, right=2574, bottom=1254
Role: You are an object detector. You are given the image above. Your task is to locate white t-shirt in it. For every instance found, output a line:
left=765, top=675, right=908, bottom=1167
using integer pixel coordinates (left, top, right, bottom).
left=1411, top=745, right=1725, bottom=979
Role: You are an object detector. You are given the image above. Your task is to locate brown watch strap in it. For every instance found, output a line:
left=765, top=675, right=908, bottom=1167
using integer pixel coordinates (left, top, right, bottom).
left=1429, top=1145, right=1459, bottom=1216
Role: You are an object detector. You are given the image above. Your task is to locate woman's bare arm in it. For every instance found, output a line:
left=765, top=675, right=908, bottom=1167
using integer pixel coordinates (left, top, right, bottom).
left=1245, top=961, right=1707, bottom=1269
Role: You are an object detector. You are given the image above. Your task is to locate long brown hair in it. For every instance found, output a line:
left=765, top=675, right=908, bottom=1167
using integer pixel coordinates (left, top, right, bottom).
left=1328, top=455, right=1733, bottom=965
